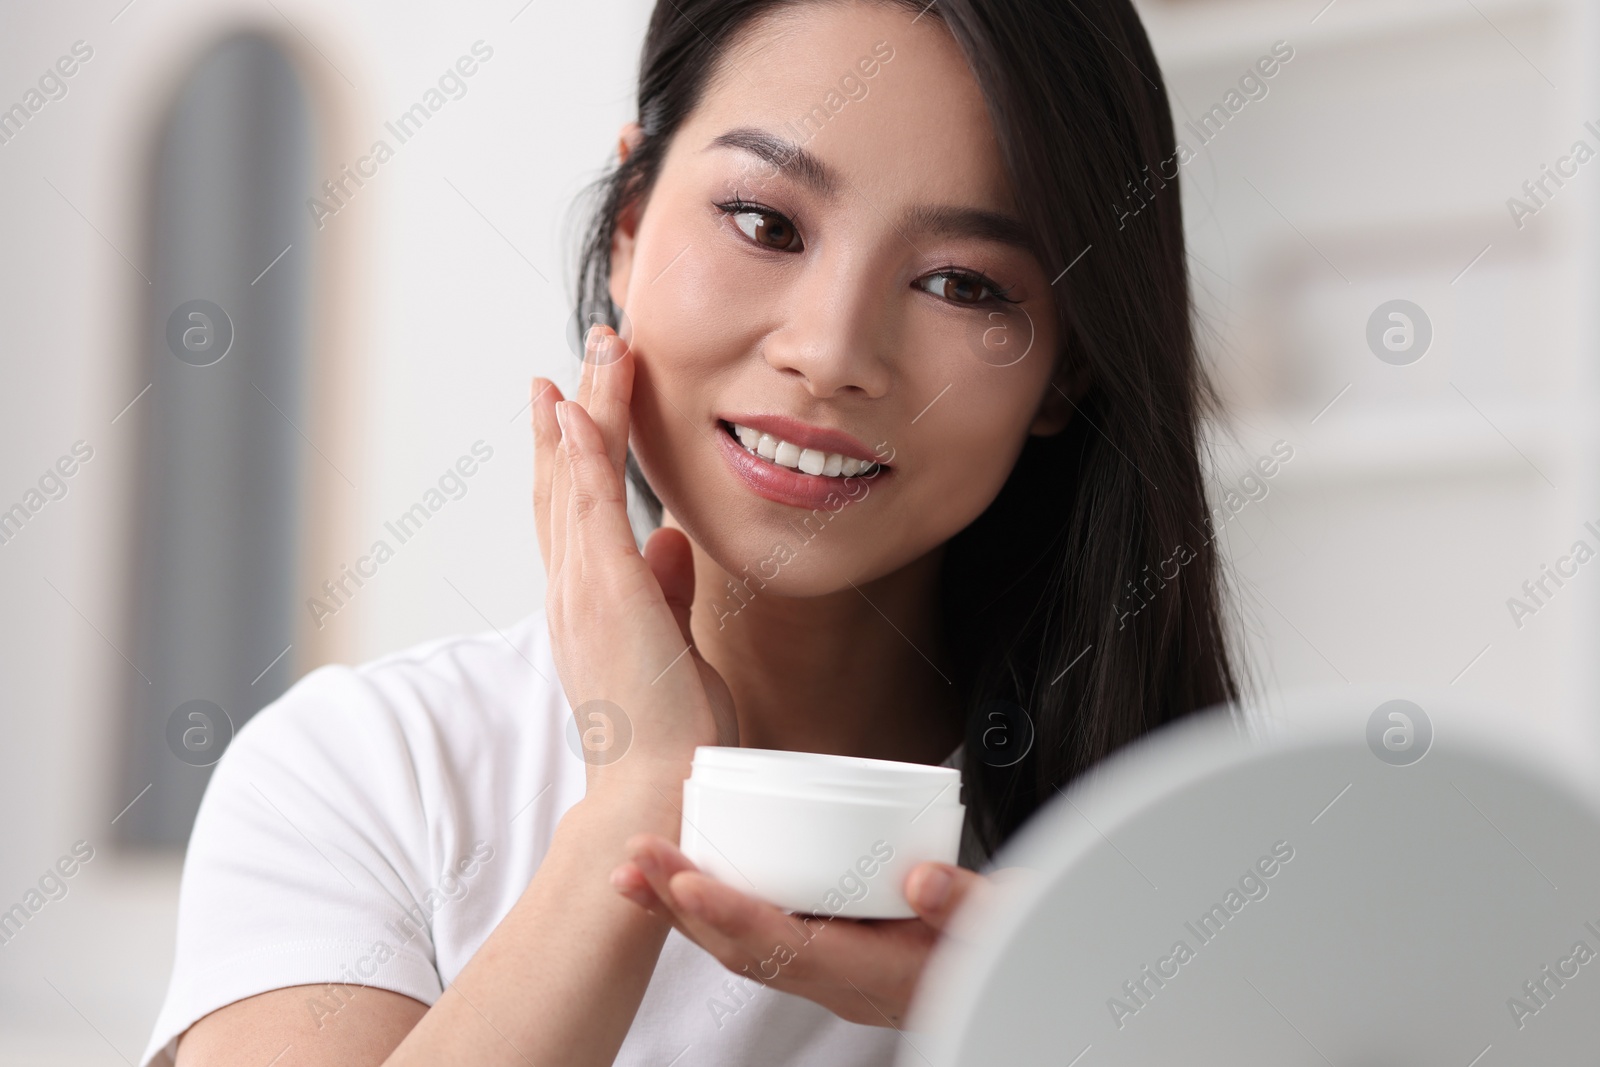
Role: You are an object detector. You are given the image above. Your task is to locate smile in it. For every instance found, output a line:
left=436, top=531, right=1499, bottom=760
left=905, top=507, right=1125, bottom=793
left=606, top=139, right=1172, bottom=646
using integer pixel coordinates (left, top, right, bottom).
left=714, top=419, right=890, bottom=510
left=722, top=420, right=885, bottom=478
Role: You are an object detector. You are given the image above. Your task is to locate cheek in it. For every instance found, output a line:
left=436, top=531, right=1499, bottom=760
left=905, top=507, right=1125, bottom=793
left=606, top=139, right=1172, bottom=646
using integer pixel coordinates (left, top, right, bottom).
left=621, top=233, right=746, bottom=483
left=624, top=207, right=784, bottom=364
left=810, top=339, right=1048, bottom=581
left=898, top=311, right=1052, bottom=489
left=898, top=372, right=1037, bottom=526
left=624, top=344, right=710, bottom=539
left=639, top=253, right=739, bottom=351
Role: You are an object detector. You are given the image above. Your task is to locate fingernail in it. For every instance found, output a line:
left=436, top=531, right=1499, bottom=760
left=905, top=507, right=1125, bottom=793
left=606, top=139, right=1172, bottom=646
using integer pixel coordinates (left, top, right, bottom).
left=554, top=401, right=569, bottom=434
left=914, top=867, right=951, bottom=912
left=584, top=324, right=601, bottom=351
left=608, top=865, right=631, bottom=892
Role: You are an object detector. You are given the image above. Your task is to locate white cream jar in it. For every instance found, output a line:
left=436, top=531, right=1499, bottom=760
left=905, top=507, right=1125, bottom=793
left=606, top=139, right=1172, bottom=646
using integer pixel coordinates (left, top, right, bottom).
left=679, top=746, right=965, bottom=919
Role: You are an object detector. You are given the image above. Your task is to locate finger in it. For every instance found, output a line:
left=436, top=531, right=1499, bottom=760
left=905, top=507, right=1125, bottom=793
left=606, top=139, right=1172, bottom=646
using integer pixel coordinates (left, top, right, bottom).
left=625, top=836, right=836, bottom=985
left=568, top=331, right=598, bottom=554
left=904, top=863, right=988, bottom=931
left=664, top=868, right=926, bottom=1002
left=643, top=526, right=696, bottom=648
left=530, top=377, right=565, bottom=575
left=628, top=837, right=938, bottom=1024
left=575, top=323, right=599, bottom=410
left=586, top=327, right=635, bottom=478
left=556, top=400, right=647, bottom=581
left=547, top=391, right=577, bottom=580
left=622, top=835, right=704, bottom=925
left=608, top=861, right=665, bottom=915
left=660, top=867, right=817, bottom=980
left=624, top=833, right=700, bottom=883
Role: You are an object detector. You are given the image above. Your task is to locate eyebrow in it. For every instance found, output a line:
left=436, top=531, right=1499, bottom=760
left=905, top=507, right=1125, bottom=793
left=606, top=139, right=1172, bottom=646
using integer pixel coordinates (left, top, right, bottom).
left=705, top=126, right=1038, bottom=254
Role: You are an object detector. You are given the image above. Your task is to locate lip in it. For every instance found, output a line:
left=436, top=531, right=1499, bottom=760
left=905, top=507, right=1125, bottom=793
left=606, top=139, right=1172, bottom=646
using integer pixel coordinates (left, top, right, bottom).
left=717, top=413, right=886, bottom=466
left=715, top=422, right=891, bottom=509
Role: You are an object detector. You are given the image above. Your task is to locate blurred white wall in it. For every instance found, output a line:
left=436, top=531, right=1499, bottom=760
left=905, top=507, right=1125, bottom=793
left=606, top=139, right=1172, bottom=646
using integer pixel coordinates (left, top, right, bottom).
left=1136, top=0, right=1600, bottom=753
left=0, top=0, right=650, bottom=1059
left=0, top=0, right=1596, bottom=1060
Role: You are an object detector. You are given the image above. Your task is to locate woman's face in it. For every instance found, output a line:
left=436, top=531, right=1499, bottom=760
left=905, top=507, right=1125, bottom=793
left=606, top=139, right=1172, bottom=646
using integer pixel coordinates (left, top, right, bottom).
left=609, top=0, right=1069, bottom=595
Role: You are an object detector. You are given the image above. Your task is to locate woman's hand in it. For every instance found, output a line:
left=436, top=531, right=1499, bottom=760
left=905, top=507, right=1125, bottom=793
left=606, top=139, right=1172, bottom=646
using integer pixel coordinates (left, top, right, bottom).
left=607, top=833, right=996, bottom=1028
left=531, top=324, right=738, bottom=798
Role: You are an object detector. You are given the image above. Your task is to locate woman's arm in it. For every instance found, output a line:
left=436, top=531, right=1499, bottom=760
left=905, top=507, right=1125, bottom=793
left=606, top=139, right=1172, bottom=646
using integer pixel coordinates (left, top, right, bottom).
left=383, top=783, right=683, bottom=1064
left=177, top=781, right=683, bottom=1066
left=176, top=985, right=426, bottom=1065
left=179, top=326, right=731, bottom=1064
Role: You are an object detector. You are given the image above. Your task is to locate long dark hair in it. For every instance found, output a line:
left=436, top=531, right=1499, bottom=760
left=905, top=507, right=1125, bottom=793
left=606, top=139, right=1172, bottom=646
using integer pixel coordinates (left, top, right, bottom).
left=570, top=0, right=1239, bottom=863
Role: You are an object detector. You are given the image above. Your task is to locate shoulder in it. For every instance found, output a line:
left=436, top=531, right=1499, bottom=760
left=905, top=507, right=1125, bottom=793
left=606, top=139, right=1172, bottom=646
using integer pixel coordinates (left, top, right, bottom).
left=195, top=605, right=584, bottom=896
left=140, top=609, right=581, bottom=1067
left=251, top=607, right=559, bottom=739
left=223, top=608, right=569, bottom=803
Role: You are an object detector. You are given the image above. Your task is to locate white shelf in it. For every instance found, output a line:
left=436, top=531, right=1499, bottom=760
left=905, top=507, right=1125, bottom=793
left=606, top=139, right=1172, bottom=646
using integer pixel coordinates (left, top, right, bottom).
left=1135, top=0, right=1566, bottom=69
left=1205, top=399, right=1597, bottom=485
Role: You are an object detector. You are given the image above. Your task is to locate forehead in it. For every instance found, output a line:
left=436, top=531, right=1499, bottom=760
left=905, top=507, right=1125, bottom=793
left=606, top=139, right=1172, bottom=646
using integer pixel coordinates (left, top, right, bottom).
left=682, top=1, right=1014, bottom=214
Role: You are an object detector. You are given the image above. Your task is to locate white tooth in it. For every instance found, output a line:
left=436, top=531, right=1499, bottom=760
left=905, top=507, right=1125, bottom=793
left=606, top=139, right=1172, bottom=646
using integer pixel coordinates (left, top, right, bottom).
left=798, top=448, right=826, bottom=475
left=756, top=433, right=778, bottom=460
left=774, top=440, right=802, bottom=468
left=736, top=424, right=759, bottom=450
left=822, top=452, right=843, bottom=477
left=841, top=457, right=862, bottom=477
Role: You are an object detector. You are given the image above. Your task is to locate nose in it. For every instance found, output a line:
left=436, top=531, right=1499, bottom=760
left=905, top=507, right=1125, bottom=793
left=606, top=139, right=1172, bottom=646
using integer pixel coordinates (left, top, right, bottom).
left=761, top=255, right=893, bottom=399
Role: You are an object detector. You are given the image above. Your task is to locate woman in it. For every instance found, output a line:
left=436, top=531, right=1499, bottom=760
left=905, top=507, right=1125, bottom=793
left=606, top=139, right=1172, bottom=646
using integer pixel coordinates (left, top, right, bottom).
left=148, top=0, right=1236, bottom=1064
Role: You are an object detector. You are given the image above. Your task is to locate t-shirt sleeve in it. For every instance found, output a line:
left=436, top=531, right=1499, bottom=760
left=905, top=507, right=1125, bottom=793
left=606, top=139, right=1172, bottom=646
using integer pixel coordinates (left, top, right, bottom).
left=140, top=663, right=448, bottom=1067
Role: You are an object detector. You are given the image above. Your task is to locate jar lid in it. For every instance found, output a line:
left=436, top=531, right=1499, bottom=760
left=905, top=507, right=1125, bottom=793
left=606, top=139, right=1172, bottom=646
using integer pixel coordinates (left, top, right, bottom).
left=688, top=745, right=963, bottom=808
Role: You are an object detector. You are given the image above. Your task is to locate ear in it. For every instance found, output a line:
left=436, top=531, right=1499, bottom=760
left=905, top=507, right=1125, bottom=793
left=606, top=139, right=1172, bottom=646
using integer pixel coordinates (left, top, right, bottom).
left=608, top=122, right=647, bottom=312
left=1029, top=347, right=1091, bottom=437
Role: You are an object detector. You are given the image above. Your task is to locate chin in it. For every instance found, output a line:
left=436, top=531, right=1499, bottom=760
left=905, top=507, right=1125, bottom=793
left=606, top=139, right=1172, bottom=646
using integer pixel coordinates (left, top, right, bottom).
left=643, top=473, right=870, bottom=597
left=673, top=501, right=880, bottom=595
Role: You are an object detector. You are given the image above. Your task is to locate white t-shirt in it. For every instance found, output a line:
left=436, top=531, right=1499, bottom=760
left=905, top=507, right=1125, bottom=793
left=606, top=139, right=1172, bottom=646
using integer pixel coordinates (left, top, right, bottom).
left=141, top=608, right=965, bottom=1066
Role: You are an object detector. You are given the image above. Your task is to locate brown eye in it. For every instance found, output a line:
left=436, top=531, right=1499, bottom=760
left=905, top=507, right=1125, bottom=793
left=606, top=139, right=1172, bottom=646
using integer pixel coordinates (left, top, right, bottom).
left=731, top=208, right=802, bottom=251
left=917, top=271, right=997, bottom=305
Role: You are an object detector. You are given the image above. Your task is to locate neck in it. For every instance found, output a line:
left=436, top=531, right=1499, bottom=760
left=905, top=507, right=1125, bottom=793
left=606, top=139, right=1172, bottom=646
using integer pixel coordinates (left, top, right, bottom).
left=664, top=510, right=962, bottom=766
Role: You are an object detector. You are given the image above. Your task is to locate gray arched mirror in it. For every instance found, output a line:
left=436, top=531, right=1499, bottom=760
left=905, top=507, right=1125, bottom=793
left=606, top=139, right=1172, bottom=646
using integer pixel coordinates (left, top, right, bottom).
left=117, top=32, right=316, bottom=849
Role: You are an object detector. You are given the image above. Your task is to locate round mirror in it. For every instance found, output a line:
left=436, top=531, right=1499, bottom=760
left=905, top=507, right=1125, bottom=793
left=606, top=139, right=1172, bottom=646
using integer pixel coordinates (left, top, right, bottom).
left=905, top=689, right=1600, bottom=1065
